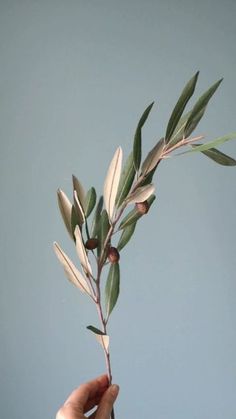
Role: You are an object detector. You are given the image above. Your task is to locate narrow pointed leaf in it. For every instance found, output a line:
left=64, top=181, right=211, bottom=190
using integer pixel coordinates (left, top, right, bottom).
left=119, top=194, right=156, bottom=229
left=167, top=111, right=192, bottom=148
left=105, top=262, right=120, bottom=318
left=103, top=147, right=123, bottom=221
left=179, top=133, right=236, bottom=155
left=115, top=152, right=136, bottom=208
left=191, top=144, right=236, bottom=166
left=95, top=334, right=109, bottom=352
left=184, top=78, right=223, bottom=137
left=90, top=196, right=103, bottom=238
left=126, top=184, right=155, bottom=205
left=74, top=190, right=85, bottom=225
left=53, top=242, right=91, bottom=295
left=119, top=208, right=143, bottom=229
left=141, top=138, right=165, bottom=175
left=97, top=209, right=110, bottom=257
left=57, top=189, right=73, bottom=239
left=72, top=175, right=86, bottom=210
left=140, top=164, right=159, bottom=186
left=133, top=102, right=154, bottom=171
left=117, top=222, right=136, bottom=251
left=71, top=205, right=82, bottom=242
left=84, top=187, right=97, bottom=218
left=87, top=325, right=106, bottom=335
left=165, top=72, right=199, bottom=142
left=74, top=225, right=92, bottom=276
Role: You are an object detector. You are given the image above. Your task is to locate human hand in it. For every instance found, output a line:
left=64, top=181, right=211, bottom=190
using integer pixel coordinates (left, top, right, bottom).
left=56, top=374, right=119, bottom=419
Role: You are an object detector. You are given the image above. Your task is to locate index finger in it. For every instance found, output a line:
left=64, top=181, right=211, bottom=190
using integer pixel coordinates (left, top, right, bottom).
left=64, top=375, right=109, bottom=409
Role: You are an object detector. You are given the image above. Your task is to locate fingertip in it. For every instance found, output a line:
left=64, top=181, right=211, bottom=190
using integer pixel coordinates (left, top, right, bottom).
left=110, top=384, right=119, bottom=398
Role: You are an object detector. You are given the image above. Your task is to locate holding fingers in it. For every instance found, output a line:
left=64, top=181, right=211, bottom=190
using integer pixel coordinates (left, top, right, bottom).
left=56, top=375, right=119, bottom=419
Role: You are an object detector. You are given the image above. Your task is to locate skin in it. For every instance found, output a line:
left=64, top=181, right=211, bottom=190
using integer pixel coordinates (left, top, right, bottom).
left=56, top=375, right=119, bottom=419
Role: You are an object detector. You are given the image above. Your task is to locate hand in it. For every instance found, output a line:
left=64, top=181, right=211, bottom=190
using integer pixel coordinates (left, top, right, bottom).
left=56, top=374, right=119, bottom=419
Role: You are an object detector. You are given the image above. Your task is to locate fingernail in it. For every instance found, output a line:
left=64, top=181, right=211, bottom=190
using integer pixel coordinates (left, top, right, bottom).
left=110, top=384, right=119, bottom=397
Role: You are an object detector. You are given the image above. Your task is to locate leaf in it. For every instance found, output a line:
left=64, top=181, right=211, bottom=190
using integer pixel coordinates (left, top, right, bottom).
left=117, top=222, right=136, bottom=251
left=133, top=102, right=154, bottom=171
left=90, top=196, right=103, bottom=238
left=97, top=209, right=110, bottom=257
left=57, top=189, right=73, bottom=240
left=71, top=205, right=82, bottom=241
left=53, top=242, right=91, bottom=296
left=105, top=262, right=120, bottom=318
left=84, top=187, right=97, bottom=218
left=126, top=184, right=155, bottom=205
left=74, top=226, right=92, bottom=276
left=95, top=334, right=110, bottom=352
left=74, top=190, right=85, bottom=225
left=141, top=138, right=165, bottom=176
left=184, top=78, right=223, bottom=137
left=191, top=145, right=236, bottom=166
left=165, top=72, right=199, bottom=143
left=87, top=325, right=106, bottom=335
left=103, top=147, right=123, bottom=221
left=179, top=133, right=236, bottom=155
left=115, top=152, right=136, bottom=208
left=167, top=111, right=192, bottom=148
left=119, top=194, right=156, bottom=229
left=72, top=175, right=86, bottom=210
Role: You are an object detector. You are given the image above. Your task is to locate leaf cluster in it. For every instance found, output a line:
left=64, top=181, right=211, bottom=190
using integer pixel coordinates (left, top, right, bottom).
left=54, top=72, right=236, bottom=348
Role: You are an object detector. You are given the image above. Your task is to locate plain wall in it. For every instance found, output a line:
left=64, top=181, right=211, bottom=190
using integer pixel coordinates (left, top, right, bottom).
left=0, top=1, right=235, bottom=418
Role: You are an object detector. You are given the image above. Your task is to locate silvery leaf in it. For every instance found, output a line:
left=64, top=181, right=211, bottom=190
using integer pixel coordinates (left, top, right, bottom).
left=74, top=225, right=92, bottom=276
left=95, top=334, right=110, bottom=352
left=72, top=175, right=86, bottom=210
left=126, top=184, right=155, bottom=205
left=57, top=189, right=73, bottom=240
left=103, top=146, right=123, bottom=221
left=53, top=242, right=91, bottom=296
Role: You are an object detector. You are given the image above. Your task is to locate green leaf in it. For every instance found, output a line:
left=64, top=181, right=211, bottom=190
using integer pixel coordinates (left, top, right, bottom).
left=191, top=145, right=236, bottom=166
left=97, top=209, right=110, bottom=257
left=165, top=72, right=199, bottom=143
left=71, top=205, right=81, bottom=241
left=90, top=196, right=103, bottom=238
left=119, top=207, right=143, bottom=230
left=117, top=222, right=136, bottom=251
left=115, top=152, right=136, bottom=208
left=133, top=102, right=154, bottom=171
left=84, top=187, right=97, bottom=218
left=184, top=78, right=223, bottom=137
left=119, top=194, right=156, bottom=229
left=141, top=138, right=165, bottom=175
left=57, top=189, right=73, bottom=240
left=87, top=325, right=106, bottom=335
left=167, top=111, right=191, bottom=148
left=105, top=262, right=120, bottom=318
left=179, top=133, right=236, bottom=155
left=139, top=165, right=158, bottom=186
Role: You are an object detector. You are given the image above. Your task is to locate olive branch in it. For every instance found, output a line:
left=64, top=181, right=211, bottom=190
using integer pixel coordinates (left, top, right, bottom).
left=53, top=72, right=236, bottom=419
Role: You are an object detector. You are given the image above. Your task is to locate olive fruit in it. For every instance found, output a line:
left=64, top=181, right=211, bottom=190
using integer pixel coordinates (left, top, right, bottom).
left=107, top=246, right=120, bottom=263
left=135, top=200, right=149, bottom=214
left=85, top=238, right=99, bottom=250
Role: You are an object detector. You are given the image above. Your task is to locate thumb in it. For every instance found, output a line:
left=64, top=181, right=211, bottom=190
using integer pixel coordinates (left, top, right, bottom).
left=95, top=384, right=119, bottom=419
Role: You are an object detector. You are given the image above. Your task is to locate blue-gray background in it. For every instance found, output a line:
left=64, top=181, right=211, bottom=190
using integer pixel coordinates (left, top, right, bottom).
left=0, top=1, right=235, bottom=418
